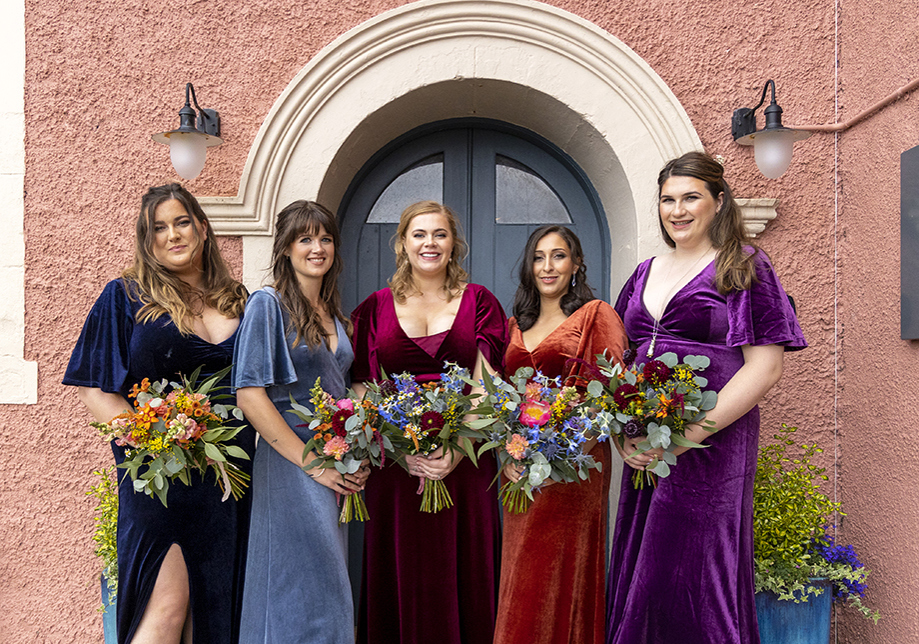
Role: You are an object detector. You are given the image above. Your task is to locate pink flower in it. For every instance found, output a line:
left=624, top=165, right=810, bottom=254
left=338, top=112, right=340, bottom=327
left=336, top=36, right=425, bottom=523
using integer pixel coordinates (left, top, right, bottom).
left=336, top=398, right=355, bottom=412
left=323, top=436, right=351, bottom=461
left=524, top=382, right=543, bottom=401
left=505, top=433, right=529, bottom=460
left=519, top=400, right=551, bottom=428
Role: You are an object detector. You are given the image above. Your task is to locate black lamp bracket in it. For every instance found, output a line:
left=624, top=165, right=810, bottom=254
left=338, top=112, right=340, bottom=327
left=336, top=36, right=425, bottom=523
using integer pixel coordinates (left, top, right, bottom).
left=183, top=83, right=221, bottom=137
left=732, top=79, right=782, bottom=141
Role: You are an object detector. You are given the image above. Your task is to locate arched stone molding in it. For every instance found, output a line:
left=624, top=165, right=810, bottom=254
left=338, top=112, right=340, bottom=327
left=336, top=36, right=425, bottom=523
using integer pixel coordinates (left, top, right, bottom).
left=0, top=0, right=36, bottom=405
left=202, top=0, right=777, bottom=293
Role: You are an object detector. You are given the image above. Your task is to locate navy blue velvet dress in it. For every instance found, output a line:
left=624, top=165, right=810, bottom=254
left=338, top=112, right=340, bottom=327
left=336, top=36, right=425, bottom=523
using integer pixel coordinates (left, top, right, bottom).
left=63, top=279, right=255, bottom=644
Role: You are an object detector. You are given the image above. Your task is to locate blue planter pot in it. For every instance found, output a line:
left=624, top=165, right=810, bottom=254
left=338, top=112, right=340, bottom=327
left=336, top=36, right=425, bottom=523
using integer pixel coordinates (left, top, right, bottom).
left=100, top=575, right=117, bottom=644
left=755, top=580, right=831, bottom=644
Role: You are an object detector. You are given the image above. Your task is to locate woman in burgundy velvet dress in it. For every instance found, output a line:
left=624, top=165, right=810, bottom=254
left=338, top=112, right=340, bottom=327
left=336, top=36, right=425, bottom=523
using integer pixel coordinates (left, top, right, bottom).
left=494, top=225, right=627, bottom=644
left=350, top=201, right=508, bottom=644
left=606, top=152, right=806, bottom=644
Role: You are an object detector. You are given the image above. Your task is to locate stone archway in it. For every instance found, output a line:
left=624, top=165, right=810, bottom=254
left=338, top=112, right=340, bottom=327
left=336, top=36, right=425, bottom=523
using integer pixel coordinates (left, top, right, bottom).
left=199, top=0, right=717, bottom=296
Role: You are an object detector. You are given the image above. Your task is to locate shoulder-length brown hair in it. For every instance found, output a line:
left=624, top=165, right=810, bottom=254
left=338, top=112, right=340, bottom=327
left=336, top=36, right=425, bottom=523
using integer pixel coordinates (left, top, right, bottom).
left=271, top=200, right=351, bottom=348
left=389, top=201, right=469, bottom=303
left=512, top=225, right=595, bottom=332
left=657, top=151, right=760, bottom=294
left=122, top=183, right=247, bottom=334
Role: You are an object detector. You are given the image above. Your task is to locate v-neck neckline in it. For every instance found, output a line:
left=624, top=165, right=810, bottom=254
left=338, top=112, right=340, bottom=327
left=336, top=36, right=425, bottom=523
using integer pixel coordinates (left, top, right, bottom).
left=517, top=305, right=585, bottom=355
left=389, top=287, right=467, bottom=347
left=640, top=256, right=714, bottom=324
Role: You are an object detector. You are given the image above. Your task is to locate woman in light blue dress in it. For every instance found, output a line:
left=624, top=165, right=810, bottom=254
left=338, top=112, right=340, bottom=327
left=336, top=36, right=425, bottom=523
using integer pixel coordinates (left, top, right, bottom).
left=233, top=201, right=368, bottom=643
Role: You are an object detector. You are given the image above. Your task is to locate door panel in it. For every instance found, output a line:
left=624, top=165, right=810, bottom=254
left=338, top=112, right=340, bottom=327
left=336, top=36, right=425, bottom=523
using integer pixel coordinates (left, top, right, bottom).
left=339, top=120, right=608, bottom=315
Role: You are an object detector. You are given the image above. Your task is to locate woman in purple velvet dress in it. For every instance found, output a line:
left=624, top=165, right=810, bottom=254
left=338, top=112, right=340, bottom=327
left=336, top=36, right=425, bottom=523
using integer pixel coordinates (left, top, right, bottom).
left=350, top=201, right=507, bottom=644
left=606, top=152, right=806, bottom=644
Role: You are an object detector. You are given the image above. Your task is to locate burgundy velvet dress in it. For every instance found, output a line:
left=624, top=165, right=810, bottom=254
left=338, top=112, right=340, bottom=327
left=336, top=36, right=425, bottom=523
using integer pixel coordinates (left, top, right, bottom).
left=605, top=254, right=806, bottom=644
left=351, top=284, right=508, bottom=644
left=495, top=299, right=627, bottom=644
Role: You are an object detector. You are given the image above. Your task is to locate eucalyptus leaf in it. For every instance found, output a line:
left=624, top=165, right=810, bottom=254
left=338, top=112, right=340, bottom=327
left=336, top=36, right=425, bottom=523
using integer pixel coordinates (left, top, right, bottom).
left=587, top=380, right=604, bottom=398
left=651, top=460, right=671, bottom=477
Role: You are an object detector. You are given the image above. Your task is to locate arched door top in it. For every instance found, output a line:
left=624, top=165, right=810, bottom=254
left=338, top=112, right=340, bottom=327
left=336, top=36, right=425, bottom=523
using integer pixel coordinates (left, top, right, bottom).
left=198, top=0, right=704, bottom=297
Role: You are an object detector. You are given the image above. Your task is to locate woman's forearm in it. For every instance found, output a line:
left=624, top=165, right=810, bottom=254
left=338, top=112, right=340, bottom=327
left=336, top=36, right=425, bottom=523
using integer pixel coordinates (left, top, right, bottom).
left=237, top=387, right=315, bottom=469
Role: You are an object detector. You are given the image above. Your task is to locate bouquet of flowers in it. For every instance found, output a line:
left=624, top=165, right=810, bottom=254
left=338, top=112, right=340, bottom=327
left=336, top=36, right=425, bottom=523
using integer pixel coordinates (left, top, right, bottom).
left=368, top=362, right=482, bottom=513
left=92, top=366, right=250, bottom=507
left=472, top=366, right=602, bottom=514
left=585, top=350, right=717, bottom=488
left=288, top=379, right=391, bottom=524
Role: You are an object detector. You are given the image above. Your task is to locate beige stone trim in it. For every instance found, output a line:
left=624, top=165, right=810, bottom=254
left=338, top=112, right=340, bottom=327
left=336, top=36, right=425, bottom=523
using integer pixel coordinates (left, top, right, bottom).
left=737, top=198, right=779, bottom=237
left=201, top=0, right=776, bottom=291
left=0, top=0, right=36, bottom=405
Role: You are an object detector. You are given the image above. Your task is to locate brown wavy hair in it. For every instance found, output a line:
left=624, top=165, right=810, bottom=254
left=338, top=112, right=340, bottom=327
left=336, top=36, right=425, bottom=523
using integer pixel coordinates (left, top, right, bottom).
left=657, top=152, right=760, bottom=294
left=389, top=201, right=469, bottom=303
left=271, top=200, right=351, bottom=348
left=513, top=225, right=595, bottom=332
left=122, top=183, right=247, bottom=334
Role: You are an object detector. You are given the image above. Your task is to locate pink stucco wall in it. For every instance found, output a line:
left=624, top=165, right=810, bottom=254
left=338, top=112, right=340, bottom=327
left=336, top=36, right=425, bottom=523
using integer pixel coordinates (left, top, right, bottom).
left=3, top=0, right=912, bottom=641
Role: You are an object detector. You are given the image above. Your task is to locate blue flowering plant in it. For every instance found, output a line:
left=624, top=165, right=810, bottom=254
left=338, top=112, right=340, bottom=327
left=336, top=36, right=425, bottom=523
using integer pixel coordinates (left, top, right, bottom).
left=469, top=366, right=602, bottom=514
left=367, top=362, right=482, bottom=513
left=583, top=350, right=717, bottom=489
left=753, top=424, right=879, bottom=622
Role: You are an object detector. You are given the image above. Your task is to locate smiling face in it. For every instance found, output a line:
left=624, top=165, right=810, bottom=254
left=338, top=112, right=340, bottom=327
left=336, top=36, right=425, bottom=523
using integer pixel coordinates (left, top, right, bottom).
left=286, top=223, right=335, bottom=288
left=151, top=198, right=207, bottom=277
left=532, top=232, right=579, bottom=300
left=403, top=211, right=454, bottom=278
left=658, top=175, right=723, bottom=251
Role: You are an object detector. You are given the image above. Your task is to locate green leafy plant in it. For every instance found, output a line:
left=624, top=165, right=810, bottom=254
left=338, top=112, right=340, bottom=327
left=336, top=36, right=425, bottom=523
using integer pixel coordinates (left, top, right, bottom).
left=753, top=424, right=878, bottom=622
left=87, top=467, right=118, bottom=608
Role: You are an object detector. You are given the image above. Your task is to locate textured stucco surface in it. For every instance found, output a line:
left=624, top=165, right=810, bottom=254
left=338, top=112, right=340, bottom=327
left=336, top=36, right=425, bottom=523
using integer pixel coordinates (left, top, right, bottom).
left=2, top=0, right=912, bottom=641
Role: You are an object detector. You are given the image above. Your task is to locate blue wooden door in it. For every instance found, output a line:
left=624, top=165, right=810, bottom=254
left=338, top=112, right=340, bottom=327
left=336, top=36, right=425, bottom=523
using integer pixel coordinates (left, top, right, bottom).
left=339, top=119, right=609, bottom=314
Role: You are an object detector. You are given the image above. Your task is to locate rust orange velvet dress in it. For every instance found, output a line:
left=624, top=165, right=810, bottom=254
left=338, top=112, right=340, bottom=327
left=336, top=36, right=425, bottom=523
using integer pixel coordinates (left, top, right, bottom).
left=494, top=299, right=627, bottom=644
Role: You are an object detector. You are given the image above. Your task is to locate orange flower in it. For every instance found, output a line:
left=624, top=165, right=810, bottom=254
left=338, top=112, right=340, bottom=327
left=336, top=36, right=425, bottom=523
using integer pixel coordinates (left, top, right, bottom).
left=129, top=378, right=151, bottom=399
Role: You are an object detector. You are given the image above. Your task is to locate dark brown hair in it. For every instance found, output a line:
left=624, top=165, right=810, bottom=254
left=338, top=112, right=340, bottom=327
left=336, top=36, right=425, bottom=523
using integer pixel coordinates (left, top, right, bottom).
left=271, top=200, right=351, bottom=348
left=512, top=225, right=595, bottom=331
left=122, top=183, right=246, bottom=333
left=657, top=151, right=760, bottom=293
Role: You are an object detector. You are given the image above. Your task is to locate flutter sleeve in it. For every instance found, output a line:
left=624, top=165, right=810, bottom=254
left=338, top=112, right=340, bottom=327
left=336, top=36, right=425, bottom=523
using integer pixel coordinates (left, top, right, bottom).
left=473, top=284, right=509, bottom=374
left=232, top=288, right=297, bottom=389
left=63, top=279, right=135, bottom=394
left=725, top=251, right=807, bottom=351
left=350, top=290, right=382, bottom=383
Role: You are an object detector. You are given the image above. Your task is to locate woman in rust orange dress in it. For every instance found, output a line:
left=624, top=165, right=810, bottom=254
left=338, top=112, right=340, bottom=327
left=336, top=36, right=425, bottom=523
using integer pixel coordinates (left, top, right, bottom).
left=494, top=225, right=627, bottom=644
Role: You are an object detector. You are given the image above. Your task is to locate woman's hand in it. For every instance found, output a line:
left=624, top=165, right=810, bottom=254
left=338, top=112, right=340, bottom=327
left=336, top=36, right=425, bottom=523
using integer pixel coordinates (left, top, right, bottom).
left=502, top=461, right=525, bottom=483
left=615, top=436, right=655, bottom=471
left=406, top=446, right=464, bottom=480
left=307, top=466, right=365, bottom=495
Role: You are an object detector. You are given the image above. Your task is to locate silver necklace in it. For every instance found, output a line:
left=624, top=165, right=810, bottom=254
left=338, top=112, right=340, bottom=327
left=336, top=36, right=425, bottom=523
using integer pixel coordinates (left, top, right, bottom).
left=646, top=248, right=714, bottom=358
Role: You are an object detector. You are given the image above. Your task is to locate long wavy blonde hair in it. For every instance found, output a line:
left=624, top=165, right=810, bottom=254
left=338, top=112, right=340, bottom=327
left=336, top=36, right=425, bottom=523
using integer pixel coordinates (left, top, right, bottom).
left=122, top=183, right=247, bottom=334
left=271, top=200, right=351, bottom=348
left=389, top=201, right=468, bottom=303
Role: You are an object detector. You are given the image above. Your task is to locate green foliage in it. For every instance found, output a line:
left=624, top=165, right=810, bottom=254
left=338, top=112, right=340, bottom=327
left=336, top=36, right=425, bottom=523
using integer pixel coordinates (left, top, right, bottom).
left=754, top=424, right=878, bottom=622
left=87, top=467, right=118, bottom=608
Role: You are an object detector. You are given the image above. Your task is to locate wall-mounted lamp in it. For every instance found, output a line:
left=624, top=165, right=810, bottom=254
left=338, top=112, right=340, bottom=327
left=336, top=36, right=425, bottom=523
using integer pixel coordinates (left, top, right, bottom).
left=152, top=83, right=223, bottom=180
left=731, top=79, right=811, bottom=179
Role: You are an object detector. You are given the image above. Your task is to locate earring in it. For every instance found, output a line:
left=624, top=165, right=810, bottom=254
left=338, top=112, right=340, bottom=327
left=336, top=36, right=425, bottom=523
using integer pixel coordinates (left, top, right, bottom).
left=571, top=274, right=577, bottom=288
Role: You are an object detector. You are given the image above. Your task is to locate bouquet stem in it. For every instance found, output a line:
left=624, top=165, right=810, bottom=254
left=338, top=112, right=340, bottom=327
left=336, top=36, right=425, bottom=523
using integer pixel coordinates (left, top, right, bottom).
left=339, top=491, right=370, bottom=524
left=500, top=482, right=533, bottom=514
left=420, top=479, right=453, bottom=513
left=631, top=469, right=658, bottom=490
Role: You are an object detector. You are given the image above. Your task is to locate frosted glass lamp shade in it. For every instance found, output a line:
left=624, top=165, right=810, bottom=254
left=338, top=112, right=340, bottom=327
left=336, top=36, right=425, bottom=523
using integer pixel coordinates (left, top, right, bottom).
left=753, top=129, right=796, bottom=179
left=169, top=133, right=208, bottom=180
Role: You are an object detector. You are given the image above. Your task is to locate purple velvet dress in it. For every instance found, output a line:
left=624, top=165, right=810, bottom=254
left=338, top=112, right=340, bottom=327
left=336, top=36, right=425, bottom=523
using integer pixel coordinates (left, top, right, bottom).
left=606, top=253, right=806, bottom=644
left=351, top=284, right=508, bottom=644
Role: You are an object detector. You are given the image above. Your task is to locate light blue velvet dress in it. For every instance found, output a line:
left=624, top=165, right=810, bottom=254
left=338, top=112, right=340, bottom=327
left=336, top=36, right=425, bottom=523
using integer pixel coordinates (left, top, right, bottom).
left=232, top=287, right=354, bottom=644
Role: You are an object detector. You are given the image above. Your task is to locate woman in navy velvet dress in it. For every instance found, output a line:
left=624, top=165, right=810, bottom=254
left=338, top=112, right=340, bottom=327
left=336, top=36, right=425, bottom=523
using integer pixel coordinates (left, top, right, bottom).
left=605, top=152, right=806, bottom=644
left=350, top=201, right=508, bottom=644
left=233, top=201, right=368, bottom=642
left=64, top=184, right=253, bottom=644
